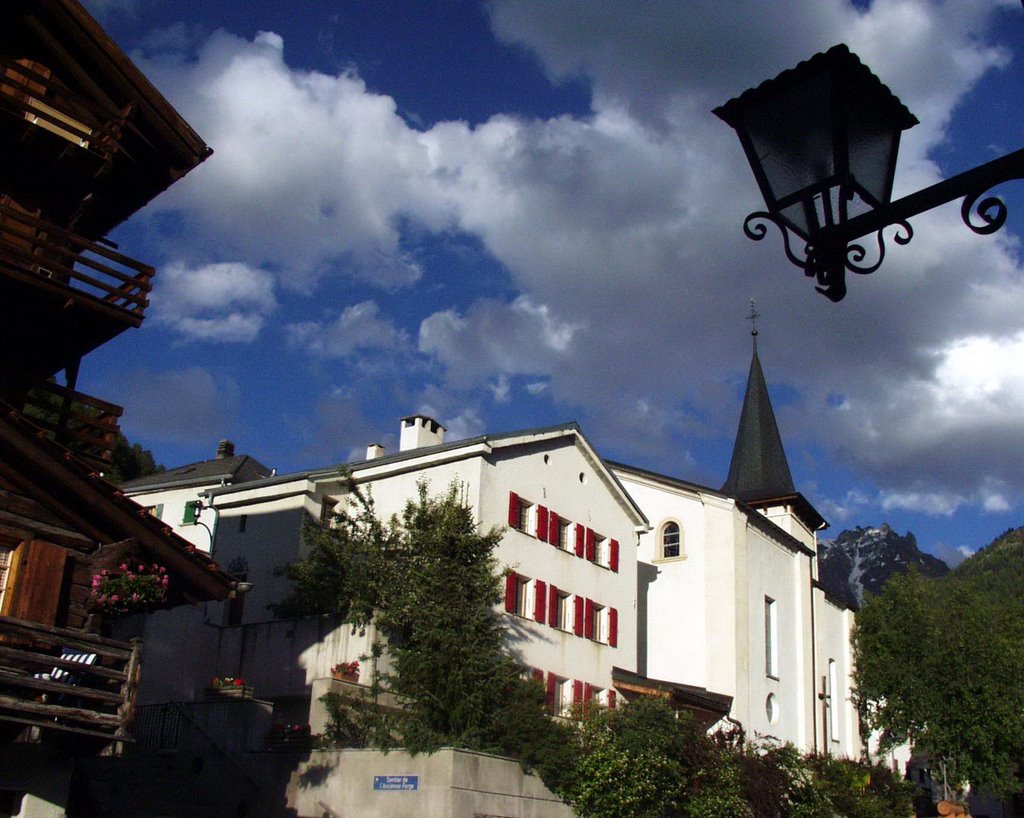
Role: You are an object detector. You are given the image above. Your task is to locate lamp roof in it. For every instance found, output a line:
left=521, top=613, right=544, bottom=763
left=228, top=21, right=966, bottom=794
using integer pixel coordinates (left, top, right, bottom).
left=713, top=43, right=918, bottom=134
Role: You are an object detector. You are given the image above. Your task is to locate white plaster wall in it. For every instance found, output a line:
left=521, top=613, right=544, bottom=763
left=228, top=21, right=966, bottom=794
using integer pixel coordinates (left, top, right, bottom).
left=814, top=592, right=861, bottom=758
left=287, top=748, right=572, bottom=818
left=740, top=524, right=808, bottom=748
left=612, top=471, right=709, bottom=690
left=124, top=485, right=214, bottom=550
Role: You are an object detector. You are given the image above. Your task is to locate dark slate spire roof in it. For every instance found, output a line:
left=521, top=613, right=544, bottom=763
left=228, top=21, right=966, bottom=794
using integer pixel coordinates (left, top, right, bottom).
left=721, top=340, right=796, bottom=503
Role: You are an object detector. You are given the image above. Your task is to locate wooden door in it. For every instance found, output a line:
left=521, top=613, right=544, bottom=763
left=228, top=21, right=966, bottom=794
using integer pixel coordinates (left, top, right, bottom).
left=0, top=539, right=68, bottom=626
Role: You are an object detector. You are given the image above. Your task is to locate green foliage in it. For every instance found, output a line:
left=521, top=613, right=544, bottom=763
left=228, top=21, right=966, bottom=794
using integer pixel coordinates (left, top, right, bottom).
left=106, top=433, right=164, bottom=484
left=853, top=530, right=1024, bottom=795
left=271, top=476, right=398, bottom=623
left=278, top=478, right=569, bottom=766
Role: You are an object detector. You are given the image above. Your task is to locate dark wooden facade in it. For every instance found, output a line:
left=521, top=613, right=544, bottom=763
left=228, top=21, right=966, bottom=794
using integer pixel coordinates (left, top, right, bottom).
left=0, top=0, right=226, bottom=755
left=0, top=0, right=211, bottom=468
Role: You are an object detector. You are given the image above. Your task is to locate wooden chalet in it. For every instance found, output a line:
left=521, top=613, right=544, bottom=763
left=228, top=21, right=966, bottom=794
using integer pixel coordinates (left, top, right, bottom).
left=0, top=0, right=211, bottom=470
left=0, top=0, right=229, bottom=769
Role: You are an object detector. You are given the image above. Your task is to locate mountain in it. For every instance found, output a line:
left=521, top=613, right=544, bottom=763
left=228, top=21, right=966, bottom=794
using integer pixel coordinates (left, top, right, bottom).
left=948, top=525, right=1024, bottom=598
left=817, top=524, right=950, bottom=608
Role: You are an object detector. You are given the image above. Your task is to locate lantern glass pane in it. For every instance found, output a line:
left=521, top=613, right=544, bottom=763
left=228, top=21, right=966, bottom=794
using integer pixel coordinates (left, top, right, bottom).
left=743, top=71, right=835, bottom=237
left=847, top=113, right=899, bottom=208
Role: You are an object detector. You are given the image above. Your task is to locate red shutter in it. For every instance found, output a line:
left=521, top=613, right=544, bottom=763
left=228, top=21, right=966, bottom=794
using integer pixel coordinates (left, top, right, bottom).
left=608, top=607, right=618, bottom=647
left=548, top=511, right=560, bottom=545
left=534, top=579, right=547, bottom=623
left=574, top=524, right=585, bottom=557
left=532, top=667, right=544, bottom=683
left=572, top=679, right=583, bottom=705
left=573, top=595, right=584, bottom=636
left=585, top=528, right=595, bottom=561
left=584, top=598, right=595, bottom=639
left=504, top=572, right=517, bottom=613
left=536, top=505, right=548, bottom=540
left=546, top=673, right=556, bottom=709
left=608, top=690, right=616, bottom=709
left=609, top=539, right=619, bottom=572
left=548, top=584, right=559, bottom=628
left=508, top=492, right=519, bottom=527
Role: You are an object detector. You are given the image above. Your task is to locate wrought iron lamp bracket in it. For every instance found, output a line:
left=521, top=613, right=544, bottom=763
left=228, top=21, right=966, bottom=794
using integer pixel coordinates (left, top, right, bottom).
left=741, top=148, right=1024, bottom=301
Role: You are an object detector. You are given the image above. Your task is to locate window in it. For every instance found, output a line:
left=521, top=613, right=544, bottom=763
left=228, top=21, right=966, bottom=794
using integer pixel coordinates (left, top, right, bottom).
left=507, top=492, right=532, bottom=532
left=551, top=588, right=572, bottom=630
left=182, top=500, right=200, bottom=525
left=0, top=546, right=11, bottom=612
left=765, top=597, right=778, bottom=678
left=591, top=603, right=606, bottom=642
left=765, top=693, right=779, bottom=724
left=662, top=521, right=681, bottom=558
left=593, top=535, right=606, bottom=566
left=558, top=519, right=570, bottom=550
left=556, top=677, right=573, bottom=717
left=515, top=576, right=530, bottom=617
left=828, top=658, right=839, bottom=741
left=238, top=514, right=248, bottom=533
left=145, top=504, right=163, bottom=520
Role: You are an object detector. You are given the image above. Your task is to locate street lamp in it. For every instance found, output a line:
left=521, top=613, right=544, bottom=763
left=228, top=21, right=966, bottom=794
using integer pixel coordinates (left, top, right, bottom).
left=714, top=44, right=1024, bottom=301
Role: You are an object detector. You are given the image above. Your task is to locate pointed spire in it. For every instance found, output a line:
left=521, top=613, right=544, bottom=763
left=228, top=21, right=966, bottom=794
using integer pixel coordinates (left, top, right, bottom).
left=721, top=304, right=795, bottom=502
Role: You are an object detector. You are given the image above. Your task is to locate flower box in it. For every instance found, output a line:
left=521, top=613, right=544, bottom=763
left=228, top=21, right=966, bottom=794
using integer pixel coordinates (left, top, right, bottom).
left=202, top=687, right=252, bottom=700
left=330, top=670, right=360, bottom=684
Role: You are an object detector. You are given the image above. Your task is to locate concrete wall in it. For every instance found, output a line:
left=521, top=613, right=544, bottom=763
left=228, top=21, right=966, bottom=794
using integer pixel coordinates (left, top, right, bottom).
left=125, top=485, right=215, bottom=551
left=0, top=745, right=73, bottom=818
left=286, top=748, right=573, bottom=818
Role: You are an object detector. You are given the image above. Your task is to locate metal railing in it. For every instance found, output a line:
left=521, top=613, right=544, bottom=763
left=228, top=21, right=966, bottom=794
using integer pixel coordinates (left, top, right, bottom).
left=0, top=614, right=140, bottom=745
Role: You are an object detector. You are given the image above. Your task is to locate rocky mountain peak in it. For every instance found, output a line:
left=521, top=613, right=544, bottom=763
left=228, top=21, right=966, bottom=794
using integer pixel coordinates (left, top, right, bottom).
left=817, top=524, right=950, bottom=607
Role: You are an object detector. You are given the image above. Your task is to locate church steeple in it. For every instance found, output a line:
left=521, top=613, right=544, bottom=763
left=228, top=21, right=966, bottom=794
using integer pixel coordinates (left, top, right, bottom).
left=721, top=301, right=795, bottom=502
left=721, top=301, right=827, bottom=536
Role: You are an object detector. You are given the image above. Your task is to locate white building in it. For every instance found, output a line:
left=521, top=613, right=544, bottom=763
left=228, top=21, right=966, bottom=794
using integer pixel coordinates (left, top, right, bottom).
left=126, top=344, right=859, bottom=757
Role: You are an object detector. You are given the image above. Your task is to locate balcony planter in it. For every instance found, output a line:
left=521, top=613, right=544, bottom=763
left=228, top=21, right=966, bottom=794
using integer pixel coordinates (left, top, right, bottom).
left=266, top=723, right=312, bottom=751
left=330, top=661, right=360, bottom=684
left=206, top=676, right=253, bottom=699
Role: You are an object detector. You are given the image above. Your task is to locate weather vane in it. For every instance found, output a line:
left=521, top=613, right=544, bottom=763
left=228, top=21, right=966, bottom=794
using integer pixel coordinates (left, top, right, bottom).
left=747, top=298, right=761, bottom=345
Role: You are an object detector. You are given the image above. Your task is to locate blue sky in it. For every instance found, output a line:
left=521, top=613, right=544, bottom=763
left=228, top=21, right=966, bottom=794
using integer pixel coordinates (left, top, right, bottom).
left=80, top=0, right=1024, bottom=566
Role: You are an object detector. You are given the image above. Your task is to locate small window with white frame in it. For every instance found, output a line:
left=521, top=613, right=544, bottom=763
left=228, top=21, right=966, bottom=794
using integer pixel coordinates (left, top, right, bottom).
left=592, top=603, right=606, bottom=643
left=515, top=575, right=531, bottom=617
left=555, top=677, right=573, bottom=717
left=661, top=521, right=682, bottom=559
left=558, top=518, right=571, bottom=550
left=593, top=535, right=607, bottom=567
left=765, top=596, right=778, bottom=678
left=554, top=590, right=572, bottom=630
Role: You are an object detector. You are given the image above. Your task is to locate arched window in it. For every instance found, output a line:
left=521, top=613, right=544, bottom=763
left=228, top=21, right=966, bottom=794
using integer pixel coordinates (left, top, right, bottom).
left=661, top=521, right=681, bottom=558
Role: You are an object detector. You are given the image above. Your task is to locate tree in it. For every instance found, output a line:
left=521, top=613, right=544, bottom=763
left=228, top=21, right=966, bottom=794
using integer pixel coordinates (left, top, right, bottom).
left=276, top=477, right=574, bottom=767
left=853, top=563, right=1024, bottom=794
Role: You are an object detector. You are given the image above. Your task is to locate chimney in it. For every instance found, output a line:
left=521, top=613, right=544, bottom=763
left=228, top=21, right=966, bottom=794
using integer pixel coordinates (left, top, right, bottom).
left=216, top=439, right=235, bottom=459
left=366, top=443, right=386, bottom=460
left=399, top=415, right=446, bottom=452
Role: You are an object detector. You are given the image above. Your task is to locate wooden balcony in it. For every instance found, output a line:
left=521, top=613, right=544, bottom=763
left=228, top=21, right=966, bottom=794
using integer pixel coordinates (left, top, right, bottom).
left=0, top=615, right=140, bottom=748
left=0, top=197, right=153, bottom=323
left=0, top=56, right=126, bottom=162
left=21, top=381, right=123, bottom=469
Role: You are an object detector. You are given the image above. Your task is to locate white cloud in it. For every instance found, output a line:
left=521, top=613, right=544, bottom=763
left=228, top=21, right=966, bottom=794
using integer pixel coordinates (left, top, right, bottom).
left=153, top=261, right=278, bottom=342
left=131, top=3, right=1024, bottom=516
left=418, top=296, right=581, bottom=386
left=286, top=301, right=409, bottom=358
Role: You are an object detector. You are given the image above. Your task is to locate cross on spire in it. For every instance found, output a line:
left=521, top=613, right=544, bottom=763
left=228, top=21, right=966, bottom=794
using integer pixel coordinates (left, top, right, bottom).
left=747, top=298, right=761, bottom=349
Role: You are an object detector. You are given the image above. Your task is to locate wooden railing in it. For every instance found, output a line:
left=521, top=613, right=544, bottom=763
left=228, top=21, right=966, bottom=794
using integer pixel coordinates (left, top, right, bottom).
left=0, top=197, right=153, bottom=322
left=21, top=381, right=123, bottom=468
left=0, top=615, right=141, bottom=746
left=0, top=56, right=126, bottom=161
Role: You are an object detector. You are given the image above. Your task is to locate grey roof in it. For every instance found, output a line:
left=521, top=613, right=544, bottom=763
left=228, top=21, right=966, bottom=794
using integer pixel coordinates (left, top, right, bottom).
left=120, top=453, right=272, bottom=492
left=721, top=347, right=795, bottom=502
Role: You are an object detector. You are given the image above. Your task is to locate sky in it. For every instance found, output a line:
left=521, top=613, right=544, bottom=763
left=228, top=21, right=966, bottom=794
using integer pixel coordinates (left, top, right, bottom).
left=77, top=0, right=1024, bottom=567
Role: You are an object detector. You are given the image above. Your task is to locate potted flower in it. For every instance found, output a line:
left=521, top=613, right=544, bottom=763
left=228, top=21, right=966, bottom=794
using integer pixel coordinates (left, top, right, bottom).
left=330, top=660, right=360, bottom=683
left=89, top=562, right=168, bottom=616
left=206, top=675, right=254, bottom=699
left=266, top=722, right=312, bottom=751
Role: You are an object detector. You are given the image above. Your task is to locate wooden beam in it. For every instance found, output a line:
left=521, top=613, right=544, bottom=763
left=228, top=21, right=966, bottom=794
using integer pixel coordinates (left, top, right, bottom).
left=0, top=692, right=120, bottom=728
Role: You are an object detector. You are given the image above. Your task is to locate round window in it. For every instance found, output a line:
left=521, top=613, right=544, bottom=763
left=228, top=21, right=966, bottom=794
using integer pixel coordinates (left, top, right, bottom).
left=765, top=693, right=779, bottom=724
